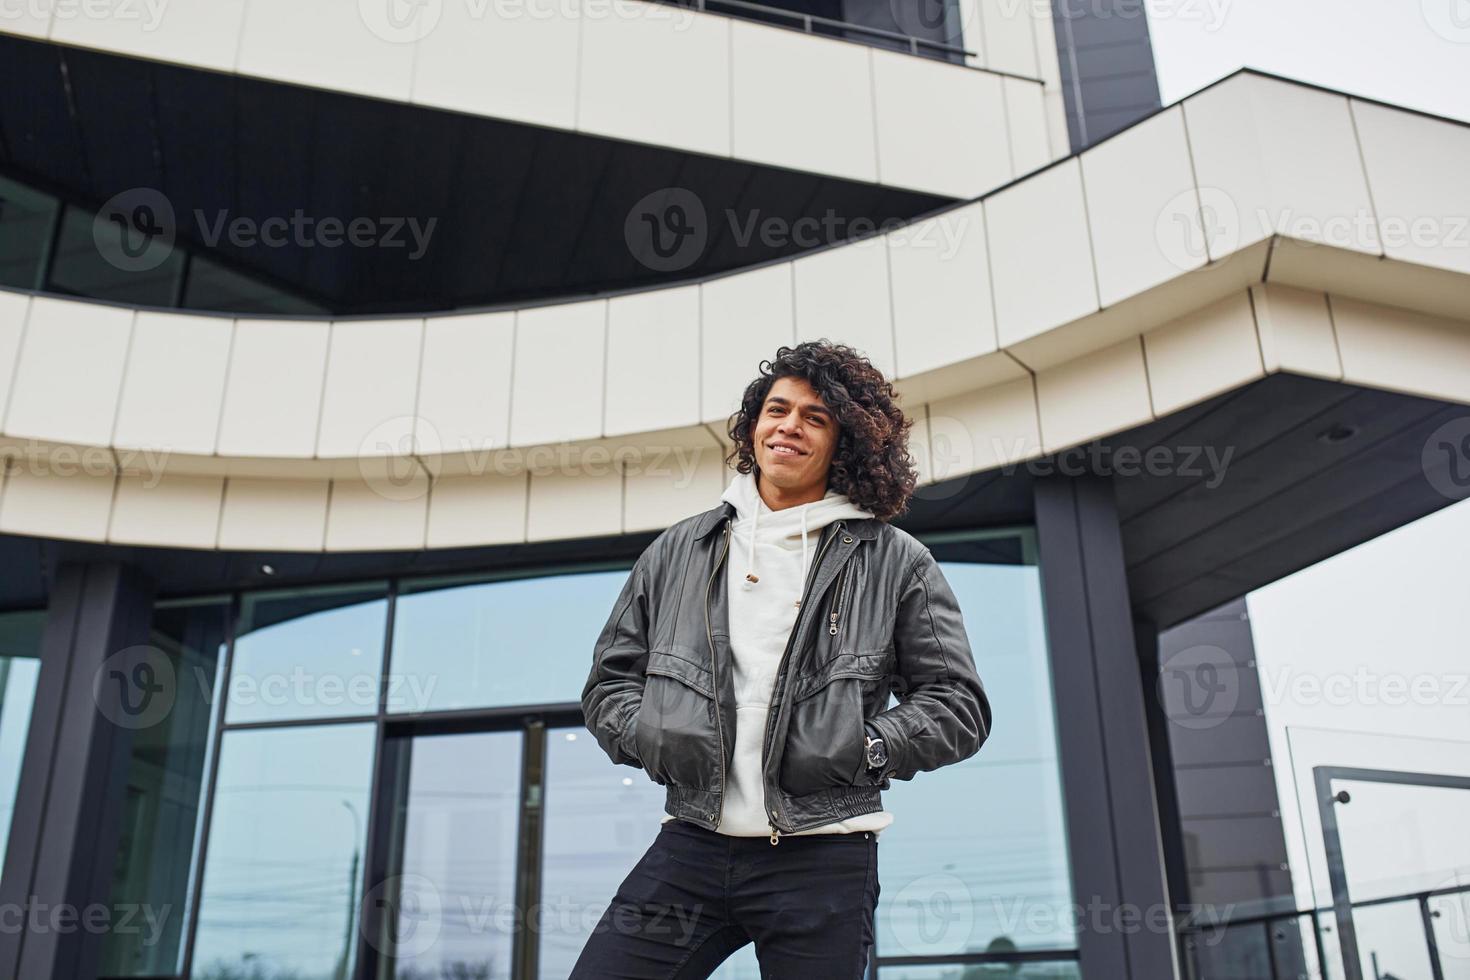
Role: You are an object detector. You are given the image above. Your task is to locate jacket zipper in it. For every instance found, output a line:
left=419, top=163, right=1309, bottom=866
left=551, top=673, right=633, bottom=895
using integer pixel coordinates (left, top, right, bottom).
left=828, top=559, right=850, bottom=636
left=764, top=519, right=845, bottom=845
left=705, top=521, right=732, bottom=829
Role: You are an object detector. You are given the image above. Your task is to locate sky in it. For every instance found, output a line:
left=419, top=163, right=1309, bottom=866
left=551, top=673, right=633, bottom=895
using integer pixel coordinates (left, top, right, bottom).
left=1145, top=0, right=1470, bottom=123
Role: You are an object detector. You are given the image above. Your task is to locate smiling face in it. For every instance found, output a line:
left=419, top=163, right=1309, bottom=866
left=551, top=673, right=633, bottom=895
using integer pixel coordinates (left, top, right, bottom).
left=752, top=376, right=840, bottom=505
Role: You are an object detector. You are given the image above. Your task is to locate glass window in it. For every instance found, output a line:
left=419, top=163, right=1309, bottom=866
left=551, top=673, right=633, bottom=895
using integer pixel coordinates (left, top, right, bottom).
left=228, top=583, right=388, bottom=724
left=390, top=571, right=627, bottom=714
left=878, top=961, right=1081, bottom=978
left=374, top=731, right=522, bottom=979
left=190, top=723, right=376, bottom=980
left=101, top=598, right=229, bottom=977
left=0, top=176, right=60, bottom=290
left=182, top=254, right=328, bottom=316
left=876, top=546, right=1076, bottom=960
left=46, top=203, right=185, bottom=307
left=0, top=611, right=43, bottom=882
left=538, top=726, right=668, bottom=979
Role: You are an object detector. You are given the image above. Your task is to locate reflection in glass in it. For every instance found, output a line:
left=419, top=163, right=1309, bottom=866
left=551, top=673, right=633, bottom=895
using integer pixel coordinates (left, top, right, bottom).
left=102, top=598, right=229, bottom=976
left=191, top=724, right=375, bottom=980
left=47, top=203, right=185, bottom=306
left=228, top=584, right=388, bottom=724
left=0, top=611, right=43, bottom=882
left=378, top=731, right=521, bottom=980
left=0, top=176, right=59, bottom=289
left=878, top=557, right=1074, bottom=958
left=391, top=571, right=627, bottom=713
left=1429, top=888, right=1470, bottom=980
left=1350, top=899, right=1436, bottom=980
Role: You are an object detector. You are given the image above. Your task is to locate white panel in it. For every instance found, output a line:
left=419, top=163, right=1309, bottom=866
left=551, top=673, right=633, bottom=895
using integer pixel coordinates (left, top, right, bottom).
left=978, top=0, right=1039, bottom=77
left=4, top=297, right=132, bottom=446
left=1351, top=99, right=1470, bottom=275
left=1036, top=337, right=1152, bottom=451
left=871, top=50, right=1009, bottom=198
left=317, top=319, right=423, bottom=458
left=793, top=240, right=894, bottom=377
left=1082, top=107, right=1206, bottom=308
left=325, top=477, right=429, bottom=551
left=1183, top=74, right=1378, bottom=257
left=113, top=311, right=232, bottom=454
left=700, top=264, right=794, bottom=422
left=109, top=473, right=224, bottom=549
left=0, top=292, right=28, bottom=433
left=417, top=311, right=515, bottom=463
left=412, top=0, right=580, bottom=130
left=1143, top=292, right=1263, bottom=416
left=510, top=302, right=606, bottom=446
left=1331, top=297, right=1470, bottom=405
left=216, top=320, right=330, bottom=458
left=730, top=22, right=877, bottom=184
left=954, top=0, right=983, bottom=68
left=0, top=467, right=115, bottom=541
left=526, top=469, right=622, bottom=541
left=623, top=439, right=726, bottom=533
left=928, top=375, right=1042, bottom=479
left=606, top=286, right=700, bottom=437
left=1044, top=88, right=1070, bottom=161
left=888, top=202, right=996, bottom=378
left=236, top=0, right=416, bottom=101
left=579, top=6, right=729, bottom=156
left=217, top=477, right=328, bottom=551
left=988, top=160, right=1099, bottom=347
left=426, top=472, right=528, bottom=548
left=1, top=0, right=50, bottom=38
left=1250, top=283, right=1342, bottom=380
left=51, top=0, right=247, bottom=71
left=1004, top=78, right=1051, bottom=178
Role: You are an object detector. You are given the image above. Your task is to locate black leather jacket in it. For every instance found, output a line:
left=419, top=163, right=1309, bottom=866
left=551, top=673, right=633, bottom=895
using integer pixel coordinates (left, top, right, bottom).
left=581, top=499, right=992, bottom=838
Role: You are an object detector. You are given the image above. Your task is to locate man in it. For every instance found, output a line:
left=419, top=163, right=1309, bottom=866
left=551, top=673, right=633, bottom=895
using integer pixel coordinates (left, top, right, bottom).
left=574, top=340, right=992, bottom=978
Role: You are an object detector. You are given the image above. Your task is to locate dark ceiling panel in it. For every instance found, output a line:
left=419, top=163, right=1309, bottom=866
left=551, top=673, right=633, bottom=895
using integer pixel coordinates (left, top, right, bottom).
left=0, top=32, right=949, bottom=315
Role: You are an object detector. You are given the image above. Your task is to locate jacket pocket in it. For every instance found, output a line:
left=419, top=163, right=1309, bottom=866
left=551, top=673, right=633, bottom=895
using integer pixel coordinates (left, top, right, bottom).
left=635, top=651, right=717, bottom=788
left=778, top=654, right=890, bottom=797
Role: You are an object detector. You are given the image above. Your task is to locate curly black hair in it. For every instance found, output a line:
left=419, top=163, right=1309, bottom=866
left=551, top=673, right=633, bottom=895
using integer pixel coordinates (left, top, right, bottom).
left=725, top=340, right=918, bottom=522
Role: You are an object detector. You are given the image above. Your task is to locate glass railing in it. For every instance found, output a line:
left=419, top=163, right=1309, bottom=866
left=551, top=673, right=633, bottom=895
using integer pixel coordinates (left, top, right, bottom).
left=664, top=0, right=973, bottom=63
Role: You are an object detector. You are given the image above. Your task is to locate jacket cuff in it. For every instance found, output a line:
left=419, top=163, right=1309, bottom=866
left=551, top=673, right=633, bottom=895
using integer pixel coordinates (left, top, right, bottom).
left=858, top=714, right=902, bottom=788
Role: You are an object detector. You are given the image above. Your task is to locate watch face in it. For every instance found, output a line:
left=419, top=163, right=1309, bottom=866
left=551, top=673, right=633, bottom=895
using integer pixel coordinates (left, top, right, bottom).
left=867, top=739, right=888, bottom=768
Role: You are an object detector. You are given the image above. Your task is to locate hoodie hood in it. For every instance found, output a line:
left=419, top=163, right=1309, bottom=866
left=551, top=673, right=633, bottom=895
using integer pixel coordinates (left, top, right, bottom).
left=720, top=469, right=873, bottom=607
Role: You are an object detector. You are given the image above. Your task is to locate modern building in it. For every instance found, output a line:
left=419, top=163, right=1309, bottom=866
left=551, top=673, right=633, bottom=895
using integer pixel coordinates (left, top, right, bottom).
left=0, top=1, right=1467, bottom=978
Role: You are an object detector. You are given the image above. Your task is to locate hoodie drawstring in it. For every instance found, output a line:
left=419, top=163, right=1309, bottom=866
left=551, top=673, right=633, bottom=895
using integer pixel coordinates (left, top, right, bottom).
left=742, top=502, right=760, bottom=589
left=797, top=508, right=808, bottom=608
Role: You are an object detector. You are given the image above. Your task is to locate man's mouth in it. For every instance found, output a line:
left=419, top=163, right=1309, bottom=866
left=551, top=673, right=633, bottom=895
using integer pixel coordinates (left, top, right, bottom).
left=767, top=442, right=804, bottom=456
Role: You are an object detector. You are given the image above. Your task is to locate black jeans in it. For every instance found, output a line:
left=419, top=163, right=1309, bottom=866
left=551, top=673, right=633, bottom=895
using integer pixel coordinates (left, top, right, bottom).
left=569, top=818, right=880, bottom=979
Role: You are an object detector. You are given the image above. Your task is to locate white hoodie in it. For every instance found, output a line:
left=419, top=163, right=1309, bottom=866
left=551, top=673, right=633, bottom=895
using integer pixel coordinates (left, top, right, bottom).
left=662, top=470, right=895, bottom=837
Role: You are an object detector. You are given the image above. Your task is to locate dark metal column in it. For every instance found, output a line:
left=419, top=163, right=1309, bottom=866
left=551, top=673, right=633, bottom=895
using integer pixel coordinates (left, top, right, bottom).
left=0, top=562, right=155, bottom=980
left=1034, top=475, right=1179, bottom=980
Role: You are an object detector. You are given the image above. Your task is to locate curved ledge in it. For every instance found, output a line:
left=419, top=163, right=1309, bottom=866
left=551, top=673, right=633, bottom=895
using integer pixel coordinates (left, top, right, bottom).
left=0, top=0, right=1061, bottom=200
left=1, top=72, right=1468, bottom=550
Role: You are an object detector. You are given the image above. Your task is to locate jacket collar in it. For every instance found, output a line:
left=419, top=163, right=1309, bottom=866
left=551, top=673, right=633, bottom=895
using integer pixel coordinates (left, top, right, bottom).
left=691, top=500, right=881, bottom=540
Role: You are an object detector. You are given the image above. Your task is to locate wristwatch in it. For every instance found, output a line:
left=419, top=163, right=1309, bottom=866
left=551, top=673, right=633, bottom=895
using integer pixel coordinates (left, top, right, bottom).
left=863, top=724, right=888, bottom=773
